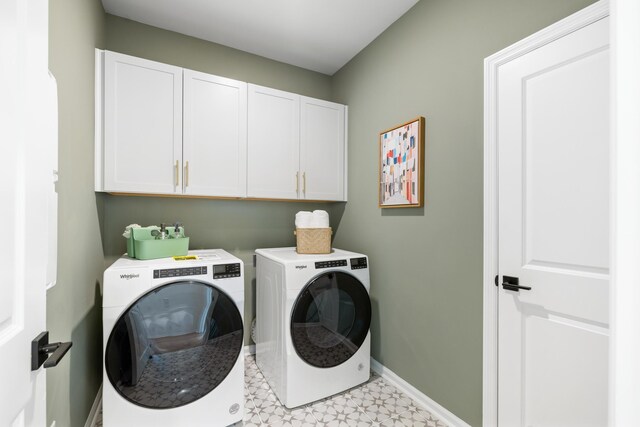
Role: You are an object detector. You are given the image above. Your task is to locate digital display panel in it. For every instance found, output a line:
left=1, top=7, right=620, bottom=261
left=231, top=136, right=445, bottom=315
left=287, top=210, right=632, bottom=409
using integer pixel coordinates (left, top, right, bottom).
left=213, top=264, right=227, bottom=274
left=350, top=257, right=367, bottom=270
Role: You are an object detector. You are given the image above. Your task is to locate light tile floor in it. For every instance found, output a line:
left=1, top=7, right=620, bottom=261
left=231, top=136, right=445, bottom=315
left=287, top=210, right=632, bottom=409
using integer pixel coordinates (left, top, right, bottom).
left=96, top=354, right=448, bottom=427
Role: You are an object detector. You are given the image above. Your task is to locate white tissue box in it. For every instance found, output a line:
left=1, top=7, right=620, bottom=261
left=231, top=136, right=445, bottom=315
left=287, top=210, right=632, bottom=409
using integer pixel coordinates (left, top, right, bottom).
left=294, top=227, right=332, bottom=254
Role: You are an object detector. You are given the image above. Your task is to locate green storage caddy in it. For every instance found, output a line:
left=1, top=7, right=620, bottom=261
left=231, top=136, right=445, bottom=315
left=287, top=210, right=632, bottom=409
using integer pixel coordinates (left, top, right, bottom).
left=127, top=226, right=189, bottom=260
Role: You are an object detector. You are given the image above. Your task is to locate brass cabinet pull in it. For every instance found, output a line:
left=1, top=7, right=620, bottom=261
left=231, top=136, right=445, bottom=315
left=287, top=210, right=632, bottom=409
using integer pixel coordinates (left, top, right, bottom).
left=303, top=172, right=306, bottom=194
left=175, top=160, right=179, bottom=186
left=184, top=161, right=189, bottom=187
left=296, top=172, right=299, bottom=193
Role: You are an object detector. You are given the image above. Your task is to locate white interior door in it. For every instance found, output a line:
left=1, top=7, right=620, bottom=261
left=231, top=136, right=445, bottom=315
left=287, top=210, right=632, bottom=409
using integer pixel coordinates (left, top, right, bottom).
left=497, top=16, right=609, bottom=426
left=0, top=0, right=54, bottom=425
left=183, top=70, right=247, bottom=197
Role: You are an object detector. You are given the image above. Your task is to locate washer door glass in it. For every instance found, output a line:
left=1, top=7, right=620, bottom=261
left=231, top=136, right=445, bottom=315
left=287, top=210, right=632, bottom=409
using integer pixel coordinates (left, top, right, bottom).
left=105, top=280, right=243, bottom=409
left=290, top=271, right=371, bottom=368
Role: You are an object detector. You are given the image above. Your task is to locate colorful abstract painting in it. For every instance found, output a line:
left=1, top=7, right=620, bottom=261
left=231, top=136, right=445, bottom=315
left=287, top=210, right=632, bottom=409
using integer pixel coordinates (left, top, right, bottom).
left=379, top=117, right=425, bottom=208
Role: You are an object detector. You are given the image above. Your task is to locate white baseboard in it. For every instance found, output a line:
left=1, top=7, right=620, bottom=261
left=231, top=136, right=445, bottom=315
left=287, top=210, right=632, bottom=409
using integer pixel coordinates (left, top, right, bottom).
left=370, top=358, right=471, bottom=427
left=84, top=384, right=102, bottom=427
left=244, top=344, right=256, bottom=356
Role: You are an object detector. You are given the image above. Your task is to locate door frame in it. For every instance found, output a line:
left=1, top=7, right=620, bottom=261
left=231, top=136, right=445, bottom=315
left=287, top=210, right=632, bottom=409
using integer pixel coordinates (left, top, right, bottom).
left=482, top=2, right=610, bottom=425
left=610, top=0, right=640, bottom=425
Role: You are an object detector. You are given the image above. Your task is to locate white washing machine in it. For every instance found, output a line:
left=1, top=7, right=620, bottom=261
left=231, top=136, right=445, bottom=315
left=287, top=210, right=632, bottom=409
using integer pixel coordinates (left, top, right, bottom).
left=255, top=247, right=371, bottom=408
left=102, top=249, right=244, bottom=427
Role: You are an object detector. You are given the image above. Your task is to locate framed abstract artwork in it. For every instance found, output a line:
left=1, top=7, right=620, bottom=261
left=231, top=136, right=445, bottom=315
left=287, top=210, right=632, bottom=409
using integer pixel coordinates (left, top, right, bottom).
left=379, top=117, right=425, bottom=208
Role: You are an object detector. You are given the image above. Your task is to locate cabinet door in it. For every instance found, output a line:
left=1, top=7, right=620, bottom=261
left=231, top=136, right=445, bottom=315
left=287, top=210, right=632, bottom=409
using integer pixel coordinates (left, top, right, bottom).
left=183, top=70, right=247, bottom=197
left=247, top=84, right=300, bottom=199
left=300, top=97, right=346, bottom=201
left=104, top=51, right=182, bottom=194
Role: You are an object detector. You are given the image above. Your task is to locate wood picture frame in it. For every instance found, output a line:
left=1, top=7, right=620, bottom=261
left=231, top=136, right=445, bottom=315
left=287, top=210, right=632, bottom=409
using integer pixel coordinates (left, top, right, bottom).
left=379, top=116, right=425, bottom=208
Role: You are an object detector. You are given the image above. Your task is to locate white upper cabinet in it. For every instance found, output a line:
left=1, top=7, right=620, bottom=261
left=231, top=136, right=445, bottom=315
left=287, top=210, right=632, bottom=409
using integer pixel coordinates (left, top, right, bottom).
left=103, top=51, right=183, bottom=194
left=97, top=51, right=347, bottom=201
left=247, top=85, right=347, bottom=201
left=300, top=97, right=346, bottom=201
left=183, top=70, right=247, bottom=197
left=247, top=84, right=301, bottom=199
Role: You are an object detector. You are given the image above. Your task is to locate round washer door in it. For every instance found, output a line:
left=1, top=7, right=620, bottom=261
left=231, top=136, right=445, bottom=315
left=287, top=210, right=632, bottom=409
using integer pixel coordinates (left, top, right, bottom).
left=290, top=271, right=371, bottom=368
left=105, top=280, right=243, bottom=409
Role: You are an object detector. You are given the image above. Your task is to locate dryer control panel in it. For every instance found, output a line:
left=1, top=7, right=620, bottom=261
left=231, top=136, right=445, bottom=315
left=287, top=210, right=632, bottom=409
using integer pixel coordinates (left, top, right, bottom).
left=213, top=263, right=242, bottom=279
left=153, top=266, right=207, bottom=278
left=350, top=257, right=368, bottom=269
left=315, top=260, right=347, bottom=269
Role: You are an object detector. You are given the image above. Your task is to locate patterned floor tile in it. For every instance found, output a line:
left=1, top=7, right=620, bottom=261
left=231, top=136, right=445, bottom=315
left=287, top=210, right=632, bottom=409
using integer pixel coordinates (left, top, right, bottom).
left=246, top=374, right=271, bottom=396
left=233, top=419, right=262, bottom=426
left=245, top=360, right=261, bottom=375
left=346, top=380, right=412, bottom=423
left=252, top=387, right=282, bottom=411
left=245, top=368, right=263, bottom=380
left=308, top=394, right=373, bottom=426
left=260, top=404, right=320, bottom=426
left=378, top=408, right=434, bottom=427
left=410, top=404, right=448, bottom=426
left=94, top=355, right=450, bottom=427
left=242, top=397, right=264, bottom=426
left=366, top=376, right=414, bottom=404
left=245, top=365, right=264, bottom=380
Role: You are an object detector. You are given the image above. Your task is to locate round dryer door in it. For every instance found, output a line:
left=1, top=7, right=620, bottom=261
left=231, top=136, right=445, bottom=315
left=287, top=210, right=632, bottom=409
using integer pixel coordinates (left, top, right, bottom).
left=105, top=280, right=243, bottom=409
left=290, top=271, right=371, bottom=368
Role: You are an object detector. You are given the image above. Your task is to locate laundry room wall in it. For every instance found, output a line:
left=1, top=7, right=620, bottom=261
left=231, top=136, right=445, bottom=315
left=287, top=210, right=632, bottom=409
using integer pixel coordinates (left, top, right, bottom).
left=329, top=0, right=596, bottom=426
left=101, top=15, right=340, bottom=345
left=48, top=0, right=106, bottom=426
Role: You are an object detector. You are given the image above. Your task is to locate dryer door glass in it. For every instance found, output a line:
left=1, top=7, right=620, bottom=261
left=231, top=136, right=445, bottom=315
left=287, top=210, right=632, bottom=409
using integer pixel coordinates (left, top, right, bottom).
left=290, top=272, right=371, bottom=368
left=105, top=280, right=243, bottom=409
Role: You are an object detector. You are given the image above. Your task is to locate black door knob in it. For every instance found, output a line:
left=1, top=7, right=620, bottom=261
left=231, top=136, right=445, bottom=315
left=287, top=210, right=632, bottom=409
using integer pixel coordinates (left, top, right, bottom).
left=31, top=331, right=72, bottom=371
left=502, top=275, right=532, bottom=292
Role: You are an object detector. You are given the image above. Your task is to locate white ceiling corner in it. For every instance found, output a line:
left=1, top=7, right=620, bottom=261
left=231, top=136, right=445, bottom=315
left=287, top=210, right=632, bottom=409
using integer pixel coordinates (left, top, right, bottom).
left=101, top=0, right=420, bottom=75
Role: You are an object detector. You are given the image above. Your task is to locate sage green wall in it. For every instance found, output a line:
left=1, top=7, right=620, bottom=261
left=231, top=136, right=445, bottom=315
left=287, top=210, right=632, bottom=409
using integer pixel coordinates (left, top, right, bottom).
left=330, top=0, right=596, bottom=425
left=102, top=16, right=338, bottom=344
left=105, top=14, right=332, bottom=99
left=48, top=0, right=105, bottom=426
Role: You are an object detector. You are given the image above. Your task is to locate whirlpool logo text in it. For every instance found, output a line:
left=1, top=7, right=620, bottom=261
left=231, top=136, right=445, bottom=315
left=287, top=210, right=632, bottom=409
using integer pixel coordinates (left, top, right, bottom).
left=120, top=273, right=140, bottom=280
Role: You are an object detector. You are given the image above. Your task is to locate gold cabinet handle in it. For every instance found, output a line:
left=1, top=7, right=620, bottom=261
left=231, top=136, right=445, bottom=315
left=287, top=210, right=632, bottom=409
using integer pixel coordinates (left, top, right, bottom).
left=184, top=161, right=189, bottom=187
left=296, top=172, right=299, bottom=193
left=303, top=172, right=306, bottom=194
left=175, top=160, right=179, bottom=186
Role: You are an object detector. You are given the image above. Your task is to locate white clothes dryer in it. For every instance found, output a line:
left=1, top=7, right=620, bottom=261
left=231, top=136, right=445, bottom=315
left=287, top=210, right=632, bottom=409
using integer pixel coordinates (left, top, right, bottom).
left=255, top=247, right=371, bottom=408
left=102, top=249, right=244, bottom=427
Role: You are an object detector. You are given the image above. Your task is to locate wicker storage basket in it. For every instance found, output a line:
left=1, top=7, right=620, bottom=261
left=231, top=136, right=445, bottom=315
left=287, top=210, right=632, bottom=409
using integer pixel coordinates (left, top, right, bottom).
left=294, top=227, right=332, bottom=254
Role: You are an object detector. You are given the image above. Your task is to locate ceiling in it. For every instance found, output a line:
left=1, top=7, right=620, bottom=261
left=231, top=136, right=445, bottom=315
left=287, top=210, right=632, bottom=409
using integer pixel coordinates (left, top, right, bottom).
left=101, top=0, right=420, bottom=75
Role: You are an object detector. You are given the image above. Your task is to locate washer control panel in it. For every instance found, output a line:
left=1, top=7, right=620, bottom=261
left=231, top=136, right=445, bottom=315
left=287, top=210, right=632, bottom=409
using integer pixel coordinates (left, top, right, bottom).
left=350, top=257, right=368, bottom=270
left=315, top=260, right=347, bottom=269
left=213, top=263, right=242, bottom=279
left=153, top=266, right=207, bottom=279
